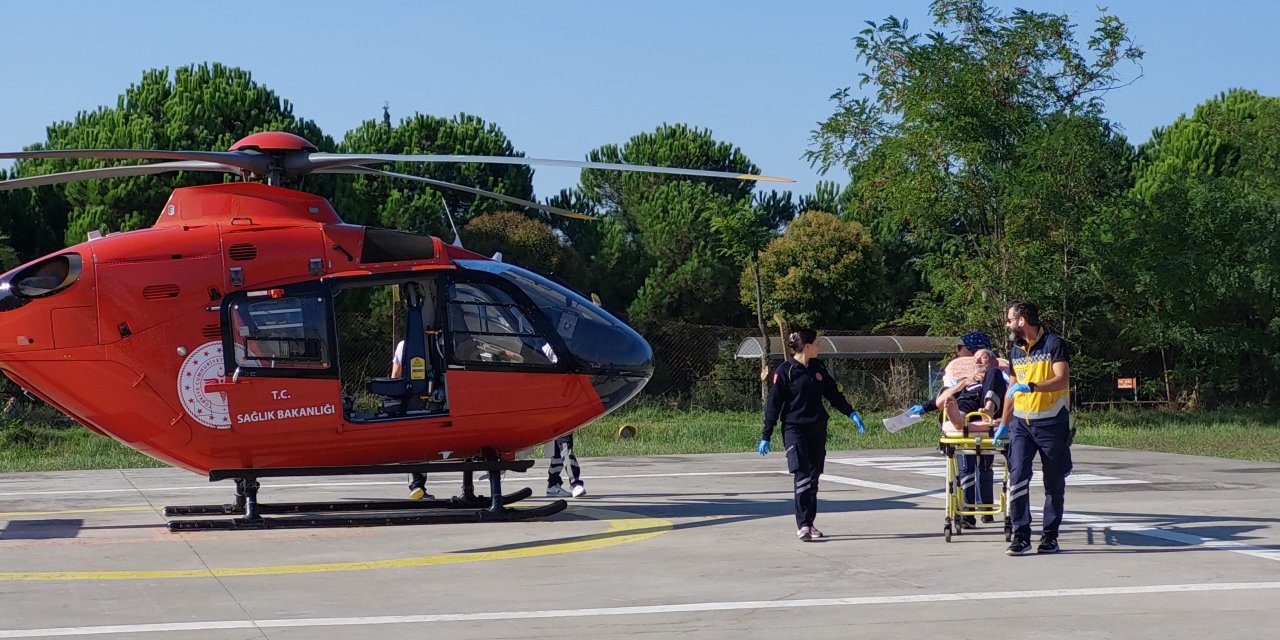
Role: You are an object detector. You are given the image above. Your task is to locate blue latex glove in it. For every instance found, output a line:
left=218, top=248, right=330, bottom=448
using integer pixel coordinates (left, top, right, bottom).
left=992, top=424, right=1009, bottom=445
left=1008, top=382, right=1032, bottom=396
left=849, top=411, right=866, bottom=434
left=758, top=439, right=770, bottom=456
left=907, top=404, right=925, bottom=415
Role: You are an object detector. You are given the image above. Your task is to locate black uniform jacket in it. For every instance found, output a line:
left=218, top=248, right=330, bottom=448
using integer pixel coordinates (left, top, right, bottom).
left=762, top=357, right=855, bottom=441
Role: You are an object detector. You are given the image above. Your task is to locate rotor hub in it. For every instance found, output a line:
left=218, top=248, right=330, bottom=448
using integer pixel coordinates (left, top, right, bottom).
left=229, top=132, right=318, bottom=153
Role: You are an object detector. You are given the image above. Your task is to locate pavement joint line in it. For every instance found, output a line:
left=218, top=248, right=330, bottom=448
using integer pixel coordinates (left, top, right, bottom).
left=0, top=506, right=672, bottom=581
left=0, top=581, right=1277, bottom=637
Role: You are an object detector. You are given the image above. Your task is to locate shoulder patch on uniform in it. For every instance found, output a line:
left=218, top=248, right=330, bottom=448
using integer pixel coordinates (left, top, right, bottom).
left=815, top=372, right=824, bottom=381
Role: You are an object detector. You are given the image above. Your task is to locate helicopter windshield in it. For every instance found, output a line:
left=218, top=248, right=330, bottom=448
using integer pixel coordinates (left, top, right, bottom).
left=455, top=260, right=652, bottom=374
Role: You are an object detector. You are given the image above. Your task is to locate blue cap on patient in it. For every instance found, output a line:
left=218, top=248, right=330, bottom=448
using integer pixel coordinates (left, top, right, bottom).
left=960, top=331, right=993, bottom=352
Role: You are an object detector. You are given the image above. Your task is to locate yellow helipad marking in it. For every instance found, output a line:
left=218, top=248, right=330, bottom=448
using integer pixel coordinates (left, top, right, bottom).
left=0, top=505, right=160, bottom=517
left=0, top=506, right=671, bottom=581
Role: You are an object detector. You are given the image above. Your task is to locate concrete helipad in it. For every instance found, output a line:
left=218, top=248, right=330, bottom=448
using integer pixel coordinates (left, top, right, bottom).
left=1, top=445, right=1278, bottom=638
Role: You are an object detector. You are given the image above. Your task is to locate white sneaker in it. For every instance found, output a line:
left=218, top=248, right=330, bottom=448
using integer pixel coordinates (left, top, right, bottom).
left=797, top=526, right=812, bottom=542
left=808, top=525, right=824, bottom=539
left=546, top=485, right=572, bottom=497
left=571, top=484, right=586, bottom=498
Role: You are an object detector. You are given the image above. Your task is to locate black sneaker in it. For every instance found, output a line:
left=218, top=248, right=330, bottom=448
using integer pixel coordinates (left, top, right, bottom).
left=981, top=515, right=994, bottom=524
left=1037, top=535, right=1061, bottom=554
left=1006, top=535, right=1032, bottom=556
left=960, top=516, right=976, bottom=529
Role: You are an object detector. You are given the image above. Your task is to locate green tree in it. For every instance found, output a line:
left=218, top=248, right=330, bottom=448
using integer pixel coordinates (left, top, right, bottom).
left=577, top=124, right=760, bottom=323
left=1101, top=89, right=1280, bottom=404
left=626, top=181, right=748, bottom=325
left=747, top=211, right=888, bottom=329
left=806, top=0, right=1142, bottom=342
left=13, top=64, right=332, bottom=248
left=334, top=113, right=534, bottom=236
left=0, top=232, right=20, bottom=272
left=711, top=198, right=776, bottom=400
left=462, top=211, right=586, bottom=285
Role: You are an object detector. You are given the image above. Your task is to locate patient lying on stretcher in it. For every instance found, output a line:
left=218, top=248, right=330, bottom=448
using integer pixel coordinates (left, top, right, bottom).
left=913, top=349, right=1008, bottom=436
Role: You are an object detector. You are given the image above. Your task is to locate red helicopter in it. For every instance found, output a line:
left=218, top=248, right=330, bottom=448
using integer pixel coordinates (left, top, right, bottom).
left=0, top=131, right=789, bottom=529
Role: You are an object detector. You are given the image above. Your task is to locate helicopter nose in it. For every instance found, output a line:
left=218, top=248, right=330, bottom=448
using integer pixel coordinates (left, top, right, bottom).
left=585, top=327, right=653, bottom=414
left=591, top=371, right=651, bottom=414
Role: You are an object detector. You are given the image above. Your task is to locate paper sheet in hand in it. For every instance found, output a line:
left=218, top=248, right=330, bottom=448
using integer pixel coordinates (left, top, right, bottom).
left=883, top=411, right=925, bottom=433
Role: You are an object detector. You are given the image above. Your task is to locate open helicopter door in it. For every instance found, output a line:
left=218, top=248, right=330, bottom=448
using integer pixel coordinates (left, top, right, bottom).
left=358, top=279, right=450, bottom=421
left=210, top=282, right=342, bottom=433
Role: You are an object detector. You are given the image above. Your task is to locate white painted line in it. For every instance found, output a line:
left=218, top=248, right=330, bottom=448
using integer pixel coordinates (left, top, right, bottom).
left=817, top=472, right=1280, bottom=563
left=1, top=581, right=1276, bottom=637
left=820, top=473, right=944, bottom=496
left=829, top=455, right=1149, bottom=486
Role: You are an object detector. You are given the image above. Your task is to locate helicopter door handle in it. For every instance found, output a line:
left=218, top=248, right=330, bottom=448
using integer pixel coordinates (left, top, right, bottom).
left=204, top=379, right=250, bottom=393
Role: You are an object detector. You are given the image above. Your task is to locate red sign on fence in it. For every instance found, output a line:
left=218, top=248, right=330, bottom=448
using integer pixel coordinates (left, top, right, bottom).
left=1116, top=377, right=1137, bottom=390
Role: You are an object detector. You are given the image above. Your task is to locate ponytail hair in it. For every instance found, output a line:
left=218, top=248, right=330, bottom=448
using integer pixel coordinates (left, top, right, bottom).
left=786, top=327, right=818, bottom=353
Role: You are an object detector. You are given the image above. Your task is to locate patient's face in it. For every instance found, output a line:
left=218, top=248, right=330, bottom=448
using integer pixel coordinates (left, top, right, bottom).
left=974, top=350, right=993, bottom=369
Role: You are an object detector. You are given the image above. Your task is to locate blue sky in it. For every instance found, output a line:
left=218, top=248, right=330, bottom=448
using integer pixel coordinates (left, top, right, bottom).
left=3, top=1, right=1278, bottom=202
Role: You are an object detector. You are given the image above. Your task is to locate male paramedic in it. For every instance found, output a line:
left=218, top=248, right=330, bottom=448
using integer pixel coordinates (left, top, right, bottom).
left=994, top=301, right=1072, bottom=556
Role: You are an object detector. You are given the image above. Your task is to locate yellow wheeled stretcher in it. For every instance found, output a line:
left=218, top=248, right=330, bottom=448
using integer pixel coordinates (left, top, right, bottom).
left=938, top=411, right=1012, bottom=542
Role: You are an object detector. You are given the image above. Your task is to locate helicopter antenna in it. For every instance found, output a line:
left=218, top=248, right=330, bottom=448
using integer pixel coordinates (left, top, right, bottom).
left=440, top=191, right=463, bottom=247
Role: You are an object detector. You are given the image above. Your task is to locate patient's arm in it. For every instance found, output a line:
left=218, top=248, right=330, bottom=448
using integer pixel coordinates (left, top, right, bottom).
left=934, top=380, right=966, bottom=410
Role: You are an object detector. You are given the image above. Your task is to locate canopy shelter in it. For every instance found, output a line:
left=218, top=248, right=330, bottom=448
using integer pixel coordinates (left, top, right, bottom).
left=734, top=335, right=959, bottom=360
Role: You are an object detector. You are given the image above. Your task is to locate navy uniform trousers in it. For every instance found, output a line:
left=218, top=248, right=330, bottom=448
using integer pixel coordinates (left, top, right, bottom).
left=783, top=422, right=827, bottom=528
left=1007, top=417, right=1072, bottom=537
left=958, top=452, right=994, bottom=509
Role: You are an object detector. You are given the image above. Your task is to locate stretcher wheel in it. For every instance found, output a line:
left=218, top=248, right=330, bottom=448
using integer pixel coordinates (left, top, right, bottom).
left=944, top=526, right=952, bottom=543
left=953, top=521, right=963, bottom=536
left=1003, top=523, right=1013, bottom=542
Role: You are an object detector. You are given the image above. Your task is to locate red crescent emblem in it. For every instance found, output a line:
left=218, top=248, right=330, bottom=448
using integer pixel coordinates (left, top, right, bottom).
left=816, top=373, right=824, bottom=381
left=772, top=373, right=779, bottom=384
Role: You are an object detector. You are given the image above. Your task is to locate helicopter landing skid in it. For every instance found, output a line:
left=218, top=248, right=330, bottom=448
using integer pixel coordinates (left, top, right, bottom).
left=165, top=456, right=567, bottom=531
left=163, top=486, right=535, bottom=517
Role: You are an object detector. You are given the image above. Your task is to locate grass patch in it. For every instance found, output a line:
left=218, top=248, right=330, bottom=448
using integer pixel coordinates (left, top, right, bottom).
left=576, top=404, right=1280, bottom=462
left=0, top=423, right=164, bottom=472
left=1, top=405, right=1277, bottom=472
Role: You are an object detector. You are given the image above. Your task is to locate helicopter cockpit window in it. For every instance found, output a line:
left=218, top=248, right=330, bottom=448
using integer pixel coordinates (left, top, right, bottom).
left=448, top=282, right=557, bottom=367
left=455, top=259, right=653, bottom=374
left=7, top=253, right=83, bottom=299
left=229, top=295, right=332, bottom=371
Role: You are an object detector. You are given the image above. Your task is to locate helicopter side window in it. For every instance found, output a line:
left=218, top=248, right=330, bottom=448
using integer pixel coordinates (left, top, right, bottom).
left=228, top=294, right=332, bottom=372
left=448, top=282, right=557, bottom=368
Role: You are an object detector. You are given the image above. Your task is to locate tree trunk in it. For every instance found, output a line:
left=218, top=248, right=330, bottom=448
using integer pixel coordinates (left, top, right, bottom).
left=752, top=257, right=769, bottom=404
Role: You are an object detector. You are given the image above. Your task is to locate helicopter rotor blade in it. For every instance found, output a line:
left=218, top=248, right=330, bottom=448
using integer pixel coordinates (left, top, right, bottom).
left=0, top=161, right=245, bottom=191
left=0, top=149, right=269, bottom=176
left=318, top=166, right=599, bottom=221
left=303, top=153, right=793, bottom=183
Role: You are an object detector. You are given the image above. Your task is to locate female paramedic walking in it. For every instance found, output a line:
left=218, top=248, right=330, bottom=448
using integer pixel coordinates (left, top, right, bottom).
left=758, top=327, right=866, bottom=541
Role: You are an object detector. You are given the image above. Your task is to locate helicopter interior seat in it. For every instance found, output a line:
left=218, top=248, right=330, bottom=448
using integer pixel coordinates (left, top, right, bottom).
left=365, top=282, right=444, bottom=418
left=366, top=286, right=430, bottom=417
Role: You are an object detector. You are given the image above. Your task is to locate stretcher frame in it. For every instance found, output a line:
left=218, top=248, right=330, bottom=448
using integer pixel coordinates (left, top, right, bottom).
left=938, top=411, right=1013, bottom=543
